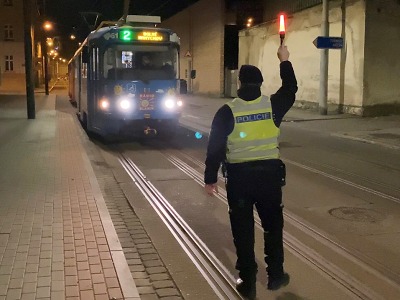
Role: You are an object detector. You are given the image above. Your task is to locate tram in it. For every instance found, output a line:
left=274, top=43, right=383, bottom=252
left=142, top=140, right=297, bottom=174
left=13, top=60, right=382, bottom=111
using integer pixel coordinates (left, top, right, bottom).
left=68, top=15, right=183, bottom=139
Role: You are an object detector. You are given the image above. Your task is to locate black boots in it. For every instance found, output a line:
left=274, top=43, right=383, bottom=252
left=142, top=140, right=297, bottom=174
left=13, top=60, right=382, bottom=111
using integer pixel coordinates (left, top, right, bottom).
left=267, top=272, right=290, bottom=290
left=236, top=278, right=256, bottom=299
left=235, top=272, right=289, bottom=299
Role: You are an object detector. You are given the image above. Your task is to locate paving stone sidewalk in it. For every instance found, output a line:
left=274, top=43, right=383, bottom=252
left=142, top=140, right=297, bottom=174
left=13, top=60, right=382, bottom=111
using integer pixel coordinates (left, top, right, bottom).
left=0, top=95, right=139, bottom=300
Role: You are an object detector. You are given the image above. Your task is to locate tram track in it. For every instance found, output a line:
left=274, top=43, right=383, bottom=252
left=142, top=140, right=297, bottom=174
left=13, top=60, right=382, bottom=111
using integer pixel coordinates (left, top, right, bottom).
left=162, top=149, right=400, bottom=300
left=285, top=158, right=400, bottom=197
left=284, top=158, right=400, bottom=205
left=118, top=152, right=242, bottom=300
left=174, top=150, right=400, bottom=280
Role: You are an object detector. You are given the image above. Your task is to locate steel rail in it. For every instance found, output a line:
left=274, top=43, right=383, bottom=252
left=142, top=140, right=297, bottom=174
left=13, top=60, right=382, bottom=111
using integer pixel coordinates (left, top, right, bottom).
left=177, top=150, right=400, bottom=284
left=284, top=158, right=400, bottom=204
left=164, top=151, right=400, bottom=300
left=118, top=153, right=242, bottom=300
left=287, top=157, right=400, bottom=195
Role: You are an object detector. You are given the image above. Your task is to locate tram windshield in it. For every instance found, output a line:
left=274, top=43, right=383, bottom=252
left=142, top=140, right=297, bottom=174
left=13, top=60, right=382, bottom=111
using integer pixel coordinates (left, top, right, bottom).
left=104, top=45, right=178, bottom=81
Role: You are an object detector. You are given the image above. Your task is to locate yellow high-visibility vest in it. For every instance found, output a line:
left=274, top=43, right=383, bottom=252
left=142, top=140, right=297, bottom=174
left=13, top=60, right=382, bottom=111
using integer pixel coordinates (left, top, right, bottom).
left=226, top=95, right=280, bottom=163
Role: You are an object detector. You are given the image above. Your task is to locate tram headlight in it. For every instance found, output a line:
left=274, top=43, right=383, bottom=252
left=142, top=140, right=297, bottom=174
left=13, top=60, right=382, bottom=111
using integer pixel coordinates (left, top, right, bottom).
left=99, top=97, right=110, bottom=111
left=120, top=99, right=130, bottom=110
left=164, top=97, right=175, bottom=109
left=118, top=96, right=133, bottom=112
left=163, top=96, right=182, bottom=110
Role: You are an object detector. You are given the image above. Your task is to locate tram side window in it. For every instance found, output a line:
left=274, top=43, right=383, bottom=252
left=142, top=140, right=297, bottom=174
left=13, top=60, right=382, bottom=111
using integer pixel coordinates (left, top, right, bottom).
left=104, top=48, right=115, bottom=79
left=91, top=48, right=99, bottom=80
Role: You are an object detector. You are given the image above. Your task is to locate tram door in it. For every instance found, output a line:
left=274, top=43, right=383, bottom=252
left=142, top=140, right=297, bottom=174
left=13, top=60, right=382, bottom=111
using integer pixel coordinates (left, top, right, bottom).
left=80, top=47, right=89, bottom=121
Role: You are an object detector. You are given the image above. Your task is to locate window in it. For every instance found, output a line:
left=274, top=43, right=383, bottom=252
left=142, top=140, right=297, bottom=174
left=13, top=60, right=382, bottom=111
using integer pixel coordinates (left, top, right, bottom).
left=5, top=55, right=14, bottom=71
left=103, top=45, right=178, bottom=80
left=4, top=0, right=13, bottom=6
left=91, top=48, right=99, bottom=80
left=4, top=24, right=14, bottom=41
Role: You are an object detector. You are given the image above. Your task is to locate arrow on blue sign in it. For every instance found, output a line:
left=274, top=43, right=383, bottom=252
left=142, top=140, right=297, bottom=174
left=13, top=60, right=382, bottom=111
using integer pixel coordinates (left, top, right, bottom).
left=313, top=36, right=344, bottom=49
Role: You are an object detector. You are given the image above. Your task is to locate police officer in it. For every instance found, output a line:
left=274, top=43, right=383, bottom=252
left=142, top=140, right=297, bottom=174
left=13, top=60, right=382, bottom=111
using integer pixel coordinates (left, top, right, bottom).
left=204, top=45, right=297, bottom=299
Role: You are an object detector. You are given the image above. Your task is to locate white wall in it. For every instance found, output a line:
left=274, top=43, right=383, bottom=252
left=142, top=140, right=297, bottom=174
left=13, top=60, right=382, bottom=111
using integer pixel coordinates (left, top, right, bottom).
left=160, top=0, right=399, bottom=115
left=363, top=0, right=400, bottom=114
left=239, top=0, right=366, bottom=114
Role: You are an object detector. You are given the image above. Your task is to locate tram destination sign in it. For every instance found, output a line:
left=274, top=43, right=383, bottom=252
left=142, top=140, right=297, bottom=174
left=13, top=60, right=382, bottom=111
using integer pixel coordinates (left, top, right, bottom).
left=313, top=36, right=344, bottom=49
left=119, top=30, right=168, bottom=42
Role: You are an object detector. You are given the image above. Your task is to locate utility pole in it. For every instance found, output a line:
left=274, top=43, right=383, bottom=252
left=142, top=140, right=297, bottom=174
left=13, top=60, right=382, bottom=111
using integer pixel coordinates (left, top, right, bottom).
left=23, top=0, right=35, bottom=119
left=41, top=38, right=49, bottom=95
left=42, top=0, right=49, bottom=95
left=319, top=0, right=329, bottom=115
left=122, top=0, right=130, bottom=22
left=339, top=0, right=346, bottom=113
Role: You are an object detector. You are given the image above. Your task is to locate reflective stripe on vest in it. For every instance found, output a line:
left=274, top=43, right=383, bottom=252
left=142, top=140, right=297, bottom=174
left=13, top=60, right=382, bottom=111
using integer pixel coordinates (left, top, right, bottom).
left=226, top=95, right=280, bottom=163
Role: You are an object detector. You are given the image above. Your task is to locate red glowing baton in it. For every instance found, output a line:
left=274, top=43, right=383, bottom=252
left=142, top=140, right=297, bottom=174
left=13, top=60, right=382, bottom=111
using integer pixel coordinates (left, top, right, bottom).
left=279, top=14, right=286, bottom=45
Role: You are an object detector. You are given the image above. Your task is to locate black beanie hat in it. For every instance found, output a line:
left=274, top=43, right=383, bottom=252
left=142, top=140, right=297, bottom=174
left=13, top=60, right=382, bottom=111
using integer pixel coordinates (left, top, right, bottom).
left=239, top=65, right=263, bottom=84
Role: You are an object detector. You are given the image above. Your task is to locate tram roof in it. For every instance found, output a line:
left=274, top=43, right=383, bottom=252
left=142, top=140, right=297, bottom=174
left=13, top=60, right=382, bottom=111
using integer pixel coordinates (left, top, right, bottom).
left=69, top=24, right=180, bottom=64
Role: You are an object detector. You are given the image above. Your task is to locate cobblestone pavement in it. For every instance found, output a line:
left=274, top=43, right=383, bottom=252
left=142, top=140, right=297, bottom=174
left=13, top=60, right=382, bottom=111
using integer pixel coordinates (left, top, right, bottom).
left=77, top=119, right=184, bottom=300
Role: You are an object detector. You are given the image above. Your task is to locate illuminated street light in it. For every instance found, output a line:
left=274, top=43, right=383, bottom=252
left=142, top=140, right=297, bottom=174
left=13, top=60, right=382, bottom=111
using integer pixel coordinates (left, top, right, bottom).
left=246, top=17, right=253, bottom=28
left=70, top=34, right=76, bottom=40
left=42, top=21, right=53, bottom=95
left=43, top=21, right=53, bottom=31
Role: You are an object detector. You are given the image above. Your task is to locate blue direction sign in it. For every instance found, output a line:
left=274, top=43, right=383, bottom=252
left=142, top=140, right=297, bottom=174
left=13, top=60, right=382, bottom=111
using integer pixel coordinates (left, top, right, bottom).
left=313, top=36, right=344, bottom=49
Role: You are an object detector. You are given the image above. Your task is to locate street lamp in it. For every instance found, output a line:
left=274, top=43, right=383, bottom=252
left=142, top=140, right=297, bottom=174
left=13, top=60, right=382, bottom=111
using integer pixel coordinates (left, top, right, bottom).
left=46, top=37, right=53, bottom=46
left=42, top=20, right=53, bottom=95
left=43, top=21, right=53, bottom=31
left=246, top=17, right=253, bottom=28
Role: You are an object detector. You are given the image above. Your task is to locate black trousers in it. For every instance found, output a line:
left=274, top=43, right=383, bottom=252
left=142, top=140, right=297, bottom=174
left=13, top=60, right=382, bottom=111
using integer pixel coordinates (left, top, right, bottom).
left=226, top=160, right=285, bottom=282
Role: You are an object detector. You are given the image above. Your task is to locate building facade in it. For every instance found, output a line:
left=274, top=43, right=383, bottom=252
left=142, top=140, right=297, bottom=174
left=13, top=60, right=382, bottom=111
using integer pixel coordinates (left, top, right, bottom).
left=239, top=0, right=400, bottom=116
left=0, top=0, right=26, bottom=93
left=163, top=0, right=400, bottom=116
left=0, top=0, right=68, bottom=94
left=161, top=0, right=226, bottom=97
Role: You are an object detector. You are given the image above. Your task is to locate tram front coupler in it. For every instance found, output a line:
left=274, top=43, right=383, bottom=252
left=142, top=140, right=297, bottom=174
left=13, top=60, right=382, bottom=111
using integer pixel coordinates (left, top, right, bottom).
left=144, top=126, right=158, bottom=136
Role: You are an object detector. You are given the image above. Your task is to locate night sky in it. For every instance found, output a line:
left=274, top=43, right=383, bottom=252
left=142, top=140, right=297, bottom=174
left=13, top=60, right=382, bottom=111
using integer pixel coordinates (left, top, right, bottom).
left=43, top=0, right=248, bottom=58
left=44, top=0, right=201, bottom=39
left=43, top=0, right=201, bottom=57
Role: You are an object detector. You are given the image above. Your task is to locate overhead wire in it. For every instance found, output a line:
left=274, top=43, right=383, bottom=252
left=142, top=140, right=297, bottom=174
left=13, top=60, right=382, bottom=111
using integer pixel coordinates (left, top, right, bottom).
left=147, top=0, right=175, bottom=16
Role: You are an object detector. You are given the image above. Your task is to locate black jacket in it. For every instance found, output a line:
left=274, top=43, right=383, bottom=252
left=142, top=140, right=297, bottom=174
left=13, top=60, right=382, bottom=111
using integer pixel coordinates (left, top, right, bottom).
left=204, top=61, right=298, bottom=184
